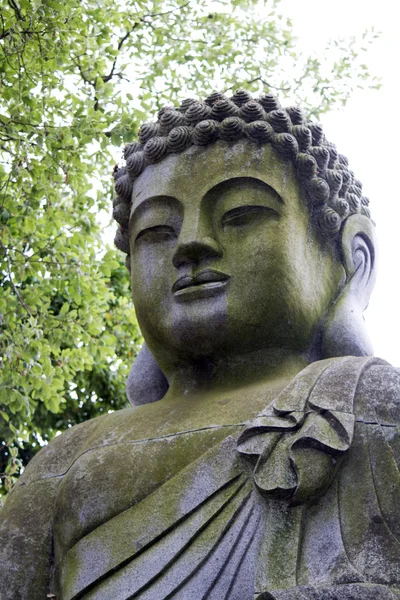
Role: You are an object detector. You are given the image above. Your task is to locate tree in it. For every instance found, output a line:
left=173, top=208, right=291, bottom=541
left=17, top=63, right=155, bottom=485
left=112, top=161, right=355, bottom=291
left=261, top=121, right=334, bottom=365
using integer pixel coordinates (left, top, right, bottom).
left=0, top=0, right=379, bottom=496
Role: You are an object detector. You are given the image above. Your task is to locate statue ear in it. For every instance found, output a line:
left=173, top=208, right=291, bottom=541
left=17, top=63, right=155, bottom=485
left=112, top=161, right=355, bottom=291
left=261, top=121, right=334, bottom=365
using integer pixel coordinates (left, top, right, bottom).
left=321, top=214, right=377, bottom=358
left=126, top=343, right=169, bottom=406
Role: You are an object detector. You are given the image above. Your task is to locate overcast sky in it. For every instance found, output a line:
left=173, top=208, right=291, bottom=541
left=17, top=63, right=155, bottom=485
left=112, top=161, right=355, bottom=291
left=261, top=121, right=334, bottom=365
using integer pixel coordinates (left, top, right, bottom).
left=278, top=0, right=400, bottom=365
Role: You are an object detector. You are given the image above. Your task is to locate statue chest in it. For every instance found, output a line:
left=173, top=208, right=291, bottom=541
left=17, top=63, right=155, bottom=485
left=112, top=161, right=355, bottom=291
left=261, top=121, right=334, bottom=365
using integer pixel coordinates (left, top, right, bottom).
left=52, top=424, right=241, bottom=564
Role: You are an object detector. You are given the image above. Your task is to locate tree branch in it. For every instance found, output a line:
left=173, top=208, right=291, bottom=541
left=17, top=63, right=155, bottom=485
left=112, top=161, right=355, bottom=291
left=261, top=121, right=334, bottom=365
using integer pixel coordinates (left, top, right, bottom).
left=73, top=57, right=94, bottom=87
left=7, top=0, right=24, bottom=21
left=142, top=1, right=190, bottom=18
left=5, top=255, right=32, bottom=317
left=223, top=76, right=290, bottom=94
left=0, top=14, right=10, bottom=39
left=102, top=22, right=139, bottom=83
left=101, top=1, right=190, bottom=84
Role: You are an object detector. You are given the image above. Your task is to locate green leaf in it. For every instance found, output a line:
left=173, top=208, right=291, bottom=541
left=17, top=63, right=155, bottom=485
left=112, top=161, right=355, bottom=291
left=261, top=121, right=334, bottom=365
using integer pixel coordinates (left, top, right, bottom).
left=60, top=302, right=69, bottom=316
left=0, top=411, right=10, bottom=423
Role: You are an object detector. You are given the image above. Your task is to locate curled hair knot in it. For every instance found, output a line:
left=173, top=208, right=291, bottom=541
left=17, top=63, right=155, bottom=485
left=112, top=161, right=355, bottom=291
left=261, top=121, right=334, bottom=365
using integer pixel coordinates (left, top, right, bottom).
left=157, top=105, right=174, bottom=120
left=258, top=93, right=281, bottom=113
left=266, top=109, right=292, bottom=133
left=192, top=120, right=218, bottom=145
left=126, top=152, right=146, bottom=180
left=238, top=101, right=267, bottom=123
left=112, top=194, right=124, bottom=209
left=326, top=144, right=338, bottom=168
left=245, top=121, right=274, bottom=143
left=331, top=197, right=350, bottom=219
left=167, top=126, right=192, bottom=153
left=231, top=89, right=253, bottom=106
left=138, top=122, right=160, bottom=145
left=361, top=205, right=371, bottom=219
left=296, top=153, right=318, bottom=180
left=309, top=123, right=324, bottom=145
left=144, top=137, right=168, bottom=164
left=204, top=92, right=226, bottom=106
left=113, top=202, right=130, bottom=226
left=113, top=166, right=126, bottom=181
left=124, top=142, right=143, bottom=159
left=309, top=146, right=330, bottom=173
left=272, top=133, right=298, bottom=160
left=179, top=98, right=198, bottom=112
left=338, top=170, right=352, bottom=197
left=347, top=184, right=362, bottom=198
left=346, top=192, right=362, bottom=214
left=325, top=169, right=343, bottom=198
left=291, top=126, right=312, bottom=152
left=319, top=207, right=342, bottom=237
left=159, top=109, right=185, bottom=135
left=307, top=177, right=330, bottom=206
left=114, top=227, right=130, bottom=254
left=219, top=117, right=245, bottom=141
left=114, top=174, right=133, bottom=201
left=286, top=106, right=305, bottom=125
left=185, top=102, right=212, bottom=125
left=210, top=99, right=239, bottom=121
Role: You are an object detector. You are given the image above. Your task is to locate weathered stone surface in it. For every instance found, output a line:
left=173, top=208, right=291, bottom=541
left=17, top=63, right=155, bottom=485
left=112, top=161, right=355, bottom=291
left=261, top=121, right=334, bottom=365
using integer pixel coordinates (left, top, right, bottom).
left=1, top=92, right=399, bottom=599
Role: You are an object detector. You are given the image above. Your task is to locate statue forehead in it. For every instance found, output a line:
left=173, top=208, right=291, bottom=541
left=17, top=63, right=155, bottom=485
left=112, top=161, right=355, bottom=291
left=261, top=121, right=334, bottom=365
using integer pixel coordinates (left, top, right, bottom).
left=131, top=140, right=302, bottom=212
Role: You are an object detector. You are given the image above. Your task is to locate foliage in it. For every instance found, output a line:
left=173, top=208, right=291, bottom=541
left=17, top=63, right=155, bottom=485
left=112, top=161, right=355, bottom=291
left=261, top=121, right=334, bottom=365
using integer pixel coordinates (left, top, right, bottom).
left=0, top=0, right=379, bottom=495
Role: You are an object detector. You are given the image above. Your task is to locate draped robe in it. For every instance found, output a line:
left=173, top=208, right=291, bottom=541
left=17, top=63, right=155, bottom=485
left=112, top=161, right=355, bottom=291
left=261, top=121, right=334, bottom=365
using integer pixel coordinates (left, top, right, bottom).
left=1, top=356, right=400, bottom=600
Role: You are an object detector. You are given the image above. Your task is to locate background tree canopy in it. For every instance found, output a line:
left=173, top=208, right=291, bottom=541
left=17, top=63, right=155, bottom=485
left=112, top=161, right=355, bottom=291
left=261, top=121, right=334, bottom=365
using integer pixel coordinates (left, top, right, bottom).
left=0, top=0, right=379, bottom=495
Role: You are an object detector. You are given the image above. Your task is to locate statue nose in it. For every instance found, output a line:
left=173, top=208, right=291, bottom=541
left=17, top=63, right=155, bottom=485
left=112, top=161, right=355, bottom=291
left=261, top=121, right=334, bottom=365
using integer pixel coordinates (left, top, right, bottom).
left=172, top=234, right=223, bottom=268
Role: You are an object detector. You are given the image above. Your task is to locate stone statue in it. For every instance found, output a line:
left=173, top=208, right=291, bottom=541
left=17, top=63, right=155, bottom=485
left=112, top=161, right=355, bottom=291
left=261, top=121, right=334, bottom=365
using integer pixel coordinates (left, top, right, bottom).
left=1, top=90, right=400, bottom=600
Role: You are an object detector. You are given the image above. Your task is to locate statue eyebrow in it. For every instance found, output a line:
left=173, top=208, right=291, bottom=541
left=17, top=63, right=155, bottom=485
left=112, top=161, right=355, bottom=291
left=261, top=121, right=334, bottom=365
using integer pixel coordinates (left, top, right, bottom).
left=129, top=195, right=180, bottom=233
left=203, top=176, right=284, bottom=204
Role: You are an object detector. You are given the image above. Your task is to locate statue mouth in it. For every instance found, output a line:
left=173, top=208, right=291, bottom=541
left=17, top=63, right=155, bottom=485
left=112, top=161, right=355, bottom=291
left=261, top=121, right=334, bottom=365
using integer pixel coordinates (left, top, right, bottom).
left=172, top=269, right=230, bottom=298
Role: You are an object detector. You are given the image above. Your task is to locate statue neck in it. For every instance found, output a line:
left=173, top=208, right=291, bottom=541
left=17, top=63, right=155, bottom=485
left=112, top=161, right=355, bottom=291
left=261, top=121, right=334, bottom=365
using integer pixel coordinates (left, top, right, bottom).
left=163, top=347, right=310, bottom=401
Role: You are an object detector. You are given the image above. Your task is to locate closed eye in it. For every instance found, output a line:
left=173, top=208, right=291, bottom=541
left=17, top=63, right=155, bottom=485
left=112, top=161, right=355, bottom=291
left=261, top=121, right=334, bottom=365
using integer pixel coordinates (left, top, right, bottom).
left=135, top=225, right=177, bottom=242
left=221, top=205, right=279, bottom=228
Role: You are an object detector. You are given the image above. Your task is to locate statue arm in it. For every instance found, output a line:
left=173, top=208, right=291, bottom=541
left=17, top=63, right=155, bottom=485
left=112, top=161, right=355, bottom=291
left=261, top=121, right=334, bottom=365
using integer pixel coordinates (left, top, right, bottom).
left=0, top=417, right=96, bottom=600
left=0, top=474, right=61, bottom=600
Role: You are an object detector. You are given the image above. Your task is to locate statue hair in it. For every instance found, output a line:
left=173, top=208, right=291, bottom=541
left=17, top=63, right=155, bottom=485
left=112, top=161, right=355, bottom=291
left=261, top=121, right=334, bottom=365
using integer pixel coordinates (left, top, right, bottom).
left=112, top=89, right=372, bottom=269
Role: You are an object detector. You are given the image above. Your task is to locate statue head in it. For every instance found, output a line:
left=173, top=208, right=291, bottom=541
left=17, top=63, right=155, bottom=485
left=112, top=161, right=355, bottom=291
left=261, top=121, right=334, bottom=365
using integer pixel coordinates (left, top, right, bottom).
left=112, top=91, right=377, bottom=405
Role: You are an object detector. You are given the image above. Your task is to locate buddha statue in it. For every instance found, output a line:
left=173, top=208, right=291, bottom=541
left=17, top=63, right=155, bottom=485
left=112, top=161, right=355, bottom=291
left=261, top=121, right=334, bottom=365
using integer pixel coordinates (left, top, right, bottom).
left=1, top=90, right=400, bottom=600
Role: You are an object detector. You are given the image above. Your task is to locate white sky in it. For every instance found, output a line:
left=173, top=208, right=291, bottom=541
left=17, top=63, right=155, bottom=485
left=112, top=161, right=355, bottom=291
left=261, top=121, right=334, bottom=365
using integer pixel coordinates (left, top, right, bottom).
left=278, top=0, right=400, bottom=365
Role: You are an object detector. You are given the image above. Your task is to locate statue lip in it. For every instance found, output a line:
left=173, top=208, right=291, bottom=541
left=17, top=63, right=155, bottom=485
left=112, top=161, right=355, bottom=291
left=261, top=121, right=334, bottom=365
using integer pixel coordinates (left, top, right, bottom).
left=172, top=269, right=230, bottom=295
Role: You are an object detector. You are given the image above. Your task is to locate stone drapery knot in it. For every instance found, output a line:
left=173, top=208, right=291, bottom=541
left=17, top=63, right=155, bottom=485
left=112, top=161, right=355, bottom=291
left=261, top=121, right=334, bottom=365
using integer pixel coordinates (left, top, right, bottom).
left=237, top=356, right=386, bottom=505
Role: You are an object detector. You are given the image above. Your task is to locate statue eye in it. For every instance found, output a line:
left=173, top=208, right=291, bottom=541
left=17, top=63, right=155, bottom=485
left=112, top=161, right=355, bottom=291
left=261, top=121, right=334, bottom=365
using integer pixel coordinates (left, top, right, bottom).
left=135, top=225, right=177, bottom=242
left=222, top=205, right=278, bottom=228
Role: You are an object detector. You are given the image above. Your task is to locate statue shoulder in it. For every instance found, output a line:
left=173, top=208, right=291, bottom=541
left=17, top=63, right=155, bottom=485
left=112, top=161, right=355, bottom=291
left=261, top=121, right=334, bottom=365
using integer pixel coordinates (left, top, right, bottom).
left=12, top=396, right=170, bottom=492
left=356, top=361, right=400, bottom=422
left=14, top=408, right=130, bottom=489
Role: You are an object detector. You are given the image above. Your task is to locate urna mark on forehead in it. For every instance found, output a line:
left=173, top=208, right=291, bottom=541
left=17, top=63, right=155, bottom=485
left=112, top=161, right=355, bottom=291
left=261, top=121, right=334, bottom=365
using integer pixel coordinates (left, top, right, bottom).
left=112, top=90, right=373, bottom=260
left=129, top=141, right=298, bottom=220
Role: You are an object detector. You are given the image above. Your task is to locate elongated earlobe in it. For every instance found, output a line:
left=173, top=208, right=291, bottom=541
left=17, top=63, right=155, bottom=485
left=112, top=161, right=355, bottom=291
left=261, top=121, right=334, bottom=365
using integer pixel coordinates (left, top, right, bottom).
left=321, top=214, right=377, bottom=358
left=126, top=343, right=169, bottom=406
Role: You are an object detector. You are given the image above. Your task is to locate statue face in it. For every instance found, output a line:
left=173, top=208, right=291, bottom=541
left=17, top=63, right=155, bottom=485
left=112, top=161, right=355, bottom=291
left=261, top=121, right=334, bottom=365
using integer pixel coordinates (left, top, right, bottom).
left=129, top=140, right=344, bottom=366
